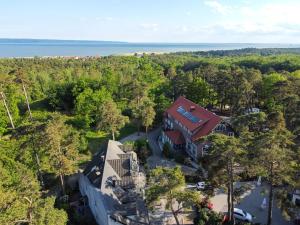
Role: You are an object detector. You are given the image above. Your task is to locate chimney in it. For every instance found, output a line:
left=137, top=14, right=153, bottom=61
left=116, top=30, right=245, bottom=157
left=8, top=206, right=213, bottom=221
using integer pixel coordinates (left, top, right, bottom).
left=190, top=105, right=196, bottom=112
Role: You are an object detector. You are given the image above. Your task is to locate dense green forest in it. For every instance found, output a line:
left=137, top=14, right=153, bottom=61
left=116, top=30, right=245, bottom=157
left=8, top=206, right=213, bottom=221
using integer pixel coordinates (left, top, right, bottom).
left=0, top=51, right=300, bottom=224
left=175, top=47, right=300, bottom=56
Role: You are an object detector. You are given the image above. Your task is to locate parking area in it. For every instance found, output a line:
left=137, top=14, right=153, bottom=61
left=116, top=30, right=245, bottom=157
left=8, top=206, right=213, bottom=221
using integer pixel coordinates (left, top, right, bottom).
left=210, top=182, right=292, bottom=225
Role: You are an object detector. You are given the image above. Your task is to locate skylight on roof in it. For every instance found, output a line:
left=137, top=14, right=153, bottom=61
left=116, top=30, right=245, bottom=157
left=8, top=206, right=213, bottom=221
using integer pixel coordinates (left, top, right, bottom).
left=176, top=106, right=201, bottom=123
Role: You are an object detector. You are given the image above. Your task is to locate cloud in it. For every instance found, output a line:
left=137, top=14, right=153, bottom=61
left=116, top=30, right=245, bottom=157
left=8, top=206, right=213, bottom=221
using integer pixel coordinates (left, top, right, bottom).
left=140, top=23, right=159, bottom=31
left=204, top=0, right=232, bottom=15
left=200, top=1, right=300, bottom=42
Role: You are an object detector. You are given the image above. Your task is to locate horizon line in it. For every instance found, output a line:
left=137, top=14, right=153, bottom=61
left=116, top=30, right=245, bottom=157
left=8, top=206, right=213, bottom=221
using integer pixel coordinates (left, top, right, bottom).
left=0, top=38, right=300, bottom=45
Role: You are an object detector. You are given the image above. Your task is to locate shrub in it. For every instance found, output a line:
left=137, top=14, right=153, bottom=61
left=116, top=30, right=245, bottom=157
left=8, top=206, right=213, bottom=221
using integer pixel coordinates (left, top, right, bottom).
left=184, top=157, right=193, bottom=166
left=67, top=115, right=91, bottom=129
left=194, top=206, right=223, bottom=225
left=78, top=134, right=88, bottom=154
left=174, top=152, right=185, bottom=164
left=122, top=141, right=135, bottom=152
left=185, top=175, right=200, bottom=183
left=162, top=142, right=172, bottom=158
left=133, top=139, right=152, bottom=164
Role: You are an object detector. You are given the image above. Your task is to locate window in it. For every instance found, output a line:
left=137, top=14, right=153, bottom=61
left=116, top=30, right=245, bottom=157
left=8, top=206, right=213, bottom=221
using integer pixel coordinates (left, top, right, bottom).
left=296, top=198, right=300, bottom=206
left=234, top=212, right=243, bottom=217
left=228, top=132, right=234, bottom=137
left=216, top=124, right=226, bottom=131
left=202, top=145, right=209, bottom=154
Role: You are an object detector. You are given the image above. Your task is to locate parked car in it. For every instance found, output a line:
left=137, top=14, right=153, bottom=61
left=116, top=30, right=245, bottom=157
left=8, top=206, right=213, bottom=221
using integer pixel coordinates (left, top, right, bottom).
left=186, top=181, right=207, bottom=190
left=233, top=208, right=253, bottom=222
left=196, top=181, right=206, bottom=190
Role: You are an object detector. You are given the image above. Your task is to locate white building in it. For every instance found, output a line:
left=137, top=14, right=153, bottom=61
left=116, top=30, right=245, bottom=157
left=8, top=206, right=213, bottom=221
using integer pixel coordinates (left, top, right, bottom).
left=79, top=140, right=148, bottom=225
left=292, top=189, right=300, bottom=206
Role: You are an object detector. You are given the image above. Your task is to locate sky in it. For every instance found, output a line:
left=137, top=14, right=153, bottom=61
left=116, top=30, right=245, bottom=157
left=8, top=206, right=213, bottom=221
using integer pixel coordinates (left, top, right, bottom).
left=1, top=0, right=300, bottom=43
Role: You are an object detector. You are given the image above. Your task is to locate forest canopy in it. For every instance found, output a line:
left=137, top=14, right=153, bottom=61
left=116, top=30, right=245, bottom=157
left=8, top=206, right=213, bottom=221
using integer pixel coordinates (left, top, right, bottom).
left=0, top=50, right=300, bottom=224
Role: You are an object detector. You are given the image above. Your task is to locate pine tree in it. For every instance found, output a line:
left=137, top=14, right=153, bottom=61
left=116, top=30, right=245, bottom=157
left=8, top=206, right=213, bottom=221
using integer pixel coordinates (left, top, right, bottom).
left=43, top=114, right=79, bottom=195
left=0, top=75, right=15, bottom=129
left=147, top=166, right=201, bottom=225
left=251, top=112, right=295, bottom=225
left=205, top=134, right=245, bottom=224
left=10, top=68, right=33, bottom=120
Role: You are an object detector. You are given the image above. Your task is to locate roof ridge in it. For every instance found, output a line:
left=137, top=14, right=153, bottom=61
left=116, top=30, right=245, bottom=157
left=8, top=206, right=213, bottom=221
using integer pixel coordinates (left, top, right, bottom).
left=166, top=97, right=223, bottom=142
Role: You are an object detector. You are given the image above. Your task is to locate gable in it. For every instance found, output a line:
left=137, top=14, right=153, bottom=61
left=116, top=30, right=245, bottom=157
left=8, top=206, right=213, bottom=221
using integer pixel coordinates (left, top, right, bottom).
left=166, top=96, right=222, bottom=140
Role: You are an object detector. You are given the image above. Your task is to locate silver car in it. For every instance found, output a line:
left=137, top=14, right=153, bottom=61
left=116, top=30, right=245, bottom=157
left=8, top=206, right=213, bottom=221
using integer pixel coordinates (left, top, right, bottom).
left=233, top=208, right=253, bottom=222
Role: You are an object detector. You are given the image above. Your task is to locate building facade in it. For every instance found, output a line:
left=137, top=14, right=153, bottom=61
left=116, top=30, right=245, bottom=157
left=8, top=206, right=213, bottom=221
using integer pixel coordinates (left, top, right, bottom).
left=161, top=96, right=234, bottom=161
left=79, top=140, right=148, bottom=225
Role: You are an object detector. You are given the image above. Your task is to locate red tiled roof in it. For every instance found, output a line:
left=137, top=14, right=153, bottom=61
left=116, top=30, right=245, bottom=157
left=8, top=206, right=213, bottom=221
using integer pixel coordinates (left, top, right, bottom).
left=164, top=130, right=186, bottom=145
left=165, top=96, right=222, bottom=142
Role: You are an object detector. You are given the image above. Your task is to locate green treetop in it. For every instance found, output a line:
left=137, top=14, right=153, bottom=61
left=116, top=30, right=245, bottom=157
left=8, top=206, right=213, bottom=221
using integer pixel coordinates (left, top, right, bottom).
left=95, top=99, right=129, bottom=140
left=147, top=166, right=202, bottom=225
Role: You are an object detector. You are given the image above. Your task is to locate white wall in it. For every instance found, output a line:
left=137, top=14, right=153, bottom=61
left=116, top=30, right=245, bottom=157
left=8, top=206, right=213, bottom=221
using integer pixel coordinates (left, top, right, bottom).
left=292, top=193, right=300, bottom=205
left=79, top=174, right=117, bottom=225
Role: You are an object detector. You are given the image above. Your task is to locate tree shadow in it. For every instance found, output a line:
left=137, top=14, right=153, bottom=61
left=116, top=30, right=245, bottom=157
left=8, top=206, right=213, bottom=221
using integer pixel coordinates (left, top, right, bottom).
left=85, top=131, right=108, bottom=155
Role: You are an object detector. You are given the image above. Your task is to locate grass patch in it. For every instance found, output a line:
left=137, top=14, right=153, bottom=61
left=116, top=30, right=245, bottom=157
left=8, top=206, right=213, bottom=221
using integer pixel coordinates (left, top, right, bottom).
left=85, top=130, right=108, bottom=154
left=30, top=98, right=51, bottom=111
left=117, top=123, right=137, bottom=140
left=81, top=123, right=137, bottom=155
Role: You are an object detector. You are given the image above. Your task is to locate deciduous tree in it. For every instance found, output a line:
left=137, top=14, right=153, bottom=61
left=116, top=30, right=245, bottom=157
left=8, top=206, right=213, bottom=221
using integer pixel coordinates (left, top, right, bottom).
left=141, top=98, right=156, bottom=134
left=96, top=99, right=129, bottom=140
left=131, top=96, right=155, bottom=135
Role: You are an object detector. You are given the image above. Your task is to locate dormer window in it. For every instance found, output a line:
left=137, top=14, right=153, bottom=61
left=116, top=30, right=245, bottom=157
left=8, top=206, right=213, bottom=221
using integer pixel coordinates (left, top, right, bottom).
left=202, top=144, right=210, bottom=155
left=216, top=124, right=226, bottom=131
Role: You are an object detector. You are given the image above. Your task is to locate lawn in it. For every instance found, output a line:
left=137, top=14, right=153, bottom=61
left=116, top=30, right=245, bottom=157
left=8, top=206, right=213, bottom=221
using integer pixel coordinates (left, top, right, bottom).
left=117, top=123, right=138, bottom=140
left=85, top=130, right=108, bottom=154
left=83, top=123, right=138, bottom=155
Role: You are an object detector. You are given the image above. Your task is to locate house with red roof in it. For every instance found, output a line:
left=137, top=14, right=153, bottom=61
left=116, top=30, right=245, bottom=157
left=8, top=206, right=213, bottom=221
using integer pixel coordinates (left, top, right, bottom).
left=161, top=96, right=234, bottom=161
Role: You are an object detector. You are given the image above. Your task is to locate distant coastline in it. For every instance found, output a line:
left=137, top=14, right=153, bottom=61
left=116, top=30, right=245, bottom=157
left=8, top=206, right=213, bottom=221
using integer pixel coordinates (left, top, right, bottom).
left=1, top=38, right=300, bottom=58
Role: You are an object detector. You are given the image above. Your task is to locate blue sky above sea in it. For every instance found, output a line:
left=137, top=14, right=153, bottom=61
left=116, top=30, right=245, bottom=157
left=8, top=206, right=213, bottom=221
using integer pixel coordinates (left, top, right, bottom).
left=1, top=0, right=300, bottom=43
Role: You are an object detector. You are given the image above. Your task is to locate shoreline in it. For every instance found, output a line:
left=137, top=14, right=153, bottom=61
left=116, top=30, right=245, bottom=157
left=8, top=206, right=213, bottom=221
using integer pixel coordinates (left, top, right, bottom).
left=1, top=39, right=300, bottom=58
left=1, top=47, right=300, bottom=59
left=0, top=51, right=169, bottom=59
